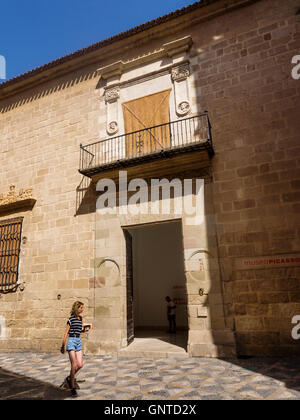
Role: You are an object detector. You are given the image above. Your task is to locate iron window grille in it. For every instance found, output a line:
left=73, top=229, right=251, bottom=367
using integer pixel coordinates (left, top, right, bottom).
left=0, top=217, right=23, bottom=292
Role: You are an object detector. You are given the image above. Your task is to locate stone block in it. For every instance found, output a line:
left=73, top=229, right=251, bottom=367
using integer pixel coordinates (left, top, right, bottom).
left=189, top=343, right=236, bottom=358
left=236, top=317, right=264, bottom=331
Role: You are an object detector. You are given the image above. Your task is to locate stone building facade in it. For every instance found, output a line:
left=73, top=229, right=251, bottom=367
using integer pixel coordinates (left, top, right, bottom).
left=0, top=0, right=299, bottom=357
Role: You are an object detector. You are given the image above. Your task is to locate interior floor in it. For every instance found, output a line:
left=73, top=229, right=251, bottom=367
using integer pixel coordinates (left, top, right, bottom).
left=119, top=329, right=189, bottom=358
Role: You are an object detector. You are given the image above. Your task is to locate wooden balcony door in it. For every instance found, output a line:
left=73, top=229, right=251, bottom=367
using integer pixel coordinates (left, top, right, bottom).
left=122, top=89, right=171, bottom=158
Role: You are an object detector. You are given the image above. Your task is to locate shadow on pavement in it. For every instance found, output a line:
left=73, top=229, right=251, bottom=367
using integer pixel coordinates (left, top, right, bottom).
left=219, top=357, right=300, bottom=396
left=0, top=367, right=70, bottom=400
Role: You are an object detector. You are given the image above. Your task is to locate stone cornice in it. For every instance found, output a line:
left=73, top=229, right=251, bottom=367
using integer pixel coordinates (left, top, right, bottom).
left=98, top=36, right=193, bottom=82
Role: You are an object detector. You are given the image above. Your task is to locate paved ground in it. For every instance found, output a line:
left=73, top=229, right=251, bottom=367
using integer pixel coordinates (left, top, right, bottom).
left=0, top=352, right=299, bottom=400
left=119, top=329, right=189, bottom=358
left=0, top=367, right=70, bottom=400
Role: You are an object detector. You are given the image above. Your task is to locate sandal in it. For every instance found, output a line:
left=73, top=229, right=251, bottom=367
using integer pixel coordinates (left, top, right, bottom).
left=70, top=388, right=78, bottom=398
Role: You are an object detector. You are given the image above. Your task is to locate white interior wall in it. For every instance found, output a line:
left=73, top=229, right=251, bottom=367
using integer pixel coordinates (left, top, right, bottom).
left=130, top=221, right=187, bottom=329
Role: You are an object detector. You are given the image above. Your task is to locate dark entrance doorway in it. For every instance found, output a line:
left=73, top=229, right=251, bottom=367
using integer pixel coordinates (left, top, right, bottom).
left=123, top=220, right=188, bottom=351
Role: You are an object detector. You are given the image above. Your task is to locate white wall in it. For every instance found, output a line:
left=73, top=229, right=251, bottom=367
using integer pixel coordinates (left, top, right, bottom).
left=130, top=221, right=187, bottom=329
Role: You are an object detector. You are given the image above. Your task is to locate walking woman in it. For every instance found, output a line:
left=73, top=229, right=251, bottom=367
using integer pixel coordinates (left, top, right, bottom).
left=61, top=301, right=91, bottom=397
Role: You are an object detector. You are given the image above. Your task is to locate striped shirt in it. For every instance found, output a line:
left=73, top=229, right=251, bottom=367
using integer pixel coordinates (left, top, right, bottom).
left=67, top=316, right=82, bottom=336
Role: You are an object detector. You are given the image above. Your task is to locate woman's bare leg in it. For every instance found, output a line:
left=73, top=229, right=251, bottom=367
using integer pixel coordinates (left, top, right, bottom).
left=75, top=350, right=84, bottom=375
left=68, top=350, right=77, bottom=389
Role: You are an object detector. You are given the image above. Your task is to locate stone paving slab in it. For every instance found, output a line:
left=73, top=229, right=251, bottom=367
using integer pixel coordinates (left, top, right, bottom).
left=0, top=352, right=299, bottom=400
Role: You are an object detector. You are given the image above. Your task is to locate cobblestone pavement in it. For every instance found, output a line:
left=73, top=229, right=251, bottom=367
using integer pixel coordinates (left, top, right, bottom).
left=0, top=352, right=299, bottom=400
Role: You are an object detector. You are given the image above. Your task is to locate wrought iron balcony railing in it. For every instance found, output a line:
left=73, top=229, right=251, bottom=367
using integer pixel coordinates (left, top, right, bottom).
left=79, top=113, right=213, bottom=176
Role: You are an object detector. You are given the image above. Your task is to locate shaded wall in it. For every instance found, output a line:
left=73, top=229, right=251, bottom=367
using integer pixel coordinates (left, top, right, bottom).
left=188, top=0, right=300, bottom=355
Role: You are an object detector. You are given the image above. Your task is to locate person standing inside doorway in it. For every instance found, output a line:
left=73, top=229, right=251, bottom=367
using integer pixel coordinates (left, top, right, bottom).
left=165, top=296, right=176, bottom=334
left=60, top=301, right=91, bottom=397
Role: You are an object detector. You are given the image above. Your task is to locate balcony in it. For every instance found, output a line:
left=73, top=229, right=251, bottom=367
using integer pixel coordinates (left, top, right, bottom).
left=79, top=113, right=214, bottom=180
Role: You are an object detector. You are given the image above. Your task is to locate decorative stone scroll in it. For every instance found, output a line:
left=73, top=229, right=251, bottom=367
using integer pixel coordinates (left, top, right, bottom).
left=105, top=87, right=120, bottom=135
left=171, top=63, right=190, bottom=82
left=107, top=121, right=118, bottom=135
left=105, top=87, right=120, bottom=104
left=178, top=101, right=191, bottom=115
left=0, top=185, right=33, bottom=205
left=0, top=185, right=36, bottom=213
left=171, top=63, right=191, bottom=117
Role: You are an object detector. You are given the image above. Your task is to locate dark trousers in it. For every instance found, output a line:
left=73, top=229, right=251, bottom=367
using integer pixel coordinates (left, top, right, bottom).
left=167, top=315, right=176, bottom=333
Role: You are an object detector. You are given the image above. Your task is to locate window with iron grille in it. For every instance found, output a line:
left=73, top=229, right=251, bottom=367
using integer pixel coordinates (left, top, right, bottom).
left=0, top=217, right=23, bottom=291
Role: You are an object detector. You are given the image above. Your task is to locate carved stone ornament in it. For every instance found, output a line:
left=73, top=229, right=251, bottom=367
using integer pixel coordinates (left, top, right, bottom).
left=107, top=121, right=118, bottom=135
left=177, top=101, right=191, bottom=116
left=171, top=63, right=190, bottom=82
left=105, top=87, right=120, bottom=103
left=0, top=185, right=33, bottom=206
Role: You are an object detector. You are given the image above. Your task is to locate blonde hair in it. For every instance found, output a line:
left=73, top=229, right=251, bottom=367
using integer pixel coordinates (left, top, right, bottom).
left=70, top=301, right=84, bottom=318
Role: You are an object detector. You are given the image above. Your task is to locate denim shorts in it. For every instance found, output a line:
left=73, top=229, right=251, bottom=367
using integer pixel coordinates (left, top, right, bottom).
left=66, top=337, right=82, bottom=352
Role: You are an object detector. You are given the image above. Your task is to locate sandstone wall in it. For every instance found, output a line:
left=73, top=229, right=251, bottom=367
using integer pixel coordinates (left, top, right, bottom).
left=0, top=69, right=100, bottom=351
left=188, top=0, right=300, bottom=355
left=0, top=0, right=299, bottom=356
